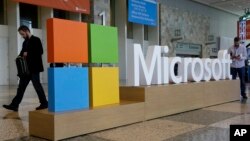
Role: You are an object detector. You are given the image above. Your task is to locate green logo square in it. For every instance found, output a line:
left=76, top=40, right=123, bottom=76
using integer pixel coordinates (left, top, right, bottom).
left=89, top=24, right=119, bottom=63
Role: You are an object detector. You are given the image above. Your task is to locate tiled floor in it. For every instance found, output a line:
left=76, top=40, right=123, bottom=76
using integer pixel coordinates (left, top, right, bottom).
left=0, top=84, right=250, bottom=141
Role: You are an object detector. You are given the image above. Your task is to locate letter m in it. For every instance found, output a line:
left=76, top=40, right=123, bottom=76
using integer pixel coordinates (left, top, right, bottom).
left=127, top=44, right=162, bottom=86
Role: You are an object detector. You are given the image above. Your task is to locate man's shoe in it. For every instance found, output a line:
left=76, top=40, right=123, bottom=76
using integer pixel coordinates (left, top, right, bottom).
left=243, top=96, right=248, bottom=99
left=2, top=105, right=18, bottom=112
left=36, top=104, right=48, bottom=110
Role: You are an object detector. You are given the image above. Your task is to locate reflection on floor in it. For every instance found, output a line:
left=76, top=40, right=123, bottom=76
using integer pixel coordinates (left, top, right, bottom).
left=0, top=84, right=250, bottom=141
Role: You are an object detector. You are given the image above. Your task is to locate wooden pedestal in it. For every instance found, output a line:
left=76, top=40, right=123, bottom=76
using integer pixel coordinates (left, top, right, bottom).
left=203, top=80, right=240, bottom=107
left=29, top=101, right=144, bottom=141
left=120, top=80, right=240, bottom=120
left=29, top=80, right=240, bottom=140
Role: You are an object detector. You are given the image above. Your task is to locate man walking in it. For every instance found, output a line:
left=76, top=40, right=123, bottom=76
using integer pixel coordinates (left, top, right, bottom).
left=3, top=25, right=48, bottom=111
left=228, top=37, right=248, bottom=100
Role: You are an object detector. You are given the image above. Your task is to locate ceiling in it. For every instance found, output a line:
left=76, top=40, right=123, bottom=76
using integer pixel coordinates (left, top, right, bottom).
left=193, top=0, right=250, bottom=16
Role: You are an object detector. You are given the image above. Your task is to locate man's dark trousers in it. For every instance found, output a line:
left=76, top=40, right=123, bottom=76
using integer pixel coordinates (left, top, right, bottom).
left=11, top=72, right=48, bottom=108
left=231, top=67, right=246, bottom=97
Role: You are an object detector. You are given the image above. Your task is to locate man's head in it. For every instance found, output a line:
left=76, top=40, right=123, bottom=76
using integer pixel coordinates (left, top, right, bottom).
left=18, top=25, right=31, bottom=39
left=234, top=37, right=240, bottom=48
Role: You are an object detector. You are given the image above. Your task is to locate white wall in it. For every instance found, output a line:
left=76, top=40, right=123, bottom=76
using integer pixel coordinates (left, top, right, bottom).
left=220, top=36, right=234, bottom=50
left=7, top=0, right=20, bottom=85
left=0, top=25, right=9, bottom=85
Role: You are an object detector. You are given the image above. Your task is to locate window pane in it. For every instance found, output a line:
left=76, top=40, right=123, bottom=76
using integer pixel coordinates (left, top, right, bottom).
left=127, top=21, right=133, bottom=39
left=81, top=0, right=93, bottom=23
left=126, top=0, right=133, bottom=39
left=110, top=0, right=115, bottom=26
left=20, top=3, right=38, bottom=28
left=81, top=13, right=93, bottom=23
left=0, top=0, right=5, bottom=25
left=53, top=9, right=69, bottom=19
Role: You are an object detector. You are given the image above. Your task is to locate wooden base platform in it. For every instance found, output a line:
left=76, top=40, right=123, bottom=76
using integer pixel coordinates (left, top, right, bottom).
left=120, top=80, right=240, bottom=120
left=29, top=80, right=240, bottom=140
left=29, top=101, right=144, bottom=141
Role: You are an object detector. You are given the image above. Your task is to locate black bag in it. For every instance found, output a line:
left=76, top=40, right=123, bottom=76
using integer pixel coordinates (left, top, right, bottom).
left=16, top=56, right=29, bottom=77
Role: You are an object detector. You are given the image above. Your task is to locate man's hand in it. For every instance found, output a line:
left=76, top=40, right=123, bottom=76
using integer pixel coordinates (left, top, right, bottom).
left=235, top=55, right=241, bottom=60
left=23, top=52, right=27, bottom=58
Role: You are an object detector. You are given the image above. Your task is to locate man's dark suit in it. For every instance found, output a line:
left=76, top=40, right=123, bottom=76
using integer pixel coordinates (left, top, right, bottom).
left=19, top=35, right=44, bottom=73
left=10, top=35, right=48, bottom=108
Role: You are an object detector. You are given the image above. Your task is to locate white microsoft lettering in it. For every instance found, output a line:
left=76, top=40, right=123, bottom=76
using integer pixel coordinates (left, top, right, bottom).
left=218, top=50, right=232, bottom=79
left=191, top=58, right=204, bottom=82
left=202, top=58, right=212, bottom=81
left=161, top=47, right=169, bottom=84
left=127, top=44, right=232, bottom=86
left=211, top=59, right=222, bottom=81
left=169, top=57, right=182, bottom=84
left=179, top=58, right=192, bottom=83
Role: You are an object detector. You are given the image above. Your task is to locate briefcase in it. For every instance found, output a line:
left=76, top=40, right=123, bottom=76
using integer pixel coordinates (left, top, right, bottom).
left=16, top=56, right=29, bottom=77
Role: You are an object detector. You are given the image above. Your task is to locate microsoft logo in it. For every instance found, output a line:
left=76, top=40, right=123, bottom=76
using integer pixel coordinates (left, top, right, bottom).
left=47, top=18, right=119, bottom=112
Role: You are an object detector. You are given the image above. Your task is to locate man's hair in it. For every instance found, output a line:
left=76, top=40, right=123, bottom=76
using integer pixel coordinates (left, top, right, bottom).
left=234, top=37, right=240, bottom=42
left=18, top=25, right=30, bottom=32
